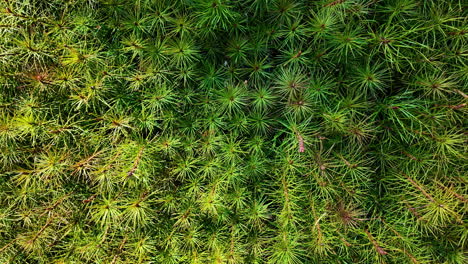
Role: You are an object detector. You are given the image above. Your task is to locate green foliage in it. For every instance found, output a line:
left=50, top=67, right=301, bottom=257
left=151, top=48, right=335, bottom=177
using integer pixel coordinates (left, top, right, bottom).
left=0, top=0, right=466, bottom=263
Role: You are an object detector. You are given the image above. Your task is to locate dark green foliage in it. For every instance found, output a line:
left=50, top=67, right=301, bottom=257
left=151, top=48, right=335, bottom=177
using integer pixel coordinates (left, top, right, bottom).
left=0, top=0, right=466, bottom=263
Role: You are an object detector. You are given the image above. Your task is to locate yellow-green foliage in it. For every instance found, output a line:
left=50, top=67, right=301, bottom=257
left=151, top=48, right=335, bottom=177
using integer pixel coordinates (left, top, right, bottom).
left=0, top=0, right=466, bottom=263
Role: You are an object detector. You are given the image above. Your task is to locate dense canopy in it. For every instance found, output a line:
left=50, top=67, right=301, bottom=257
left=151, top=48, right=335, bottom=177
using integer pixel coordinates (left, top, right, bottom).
left=0, top=0, right=466, bottom=263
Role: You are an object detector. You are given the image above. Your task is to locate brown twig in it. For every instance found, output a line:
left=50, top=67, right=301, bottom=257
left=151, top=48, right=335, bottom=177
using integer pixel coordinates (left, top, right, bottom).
left=365, top=229, right=388, bottom=255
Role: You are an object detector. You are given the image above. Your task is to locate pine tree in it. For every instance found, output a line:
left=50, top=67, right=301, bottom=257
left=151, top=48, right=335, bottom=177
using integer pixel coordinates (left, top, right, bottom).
left=0, top=0, right=466, bottom=263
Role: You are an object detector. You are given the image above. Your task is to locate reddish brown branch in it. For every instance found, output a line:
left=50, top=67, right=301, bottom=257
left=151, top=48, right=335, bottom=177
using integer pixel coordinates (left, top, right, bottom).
left=127, top=147, right=145, bottom=177
left=405, top=175, right=435, bottom=203
left=324, top=0, right=346, bottom=7
left=365, top=229, right=388, bottom=255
